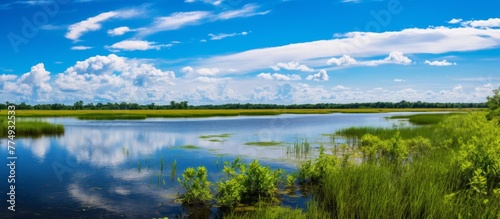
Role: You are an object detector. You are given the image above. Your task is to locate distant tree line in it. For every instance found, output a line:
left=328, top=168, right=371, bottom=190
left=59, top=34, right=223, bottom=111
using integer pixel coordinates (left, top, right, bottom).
left=0, top=100, right=487, bottom=110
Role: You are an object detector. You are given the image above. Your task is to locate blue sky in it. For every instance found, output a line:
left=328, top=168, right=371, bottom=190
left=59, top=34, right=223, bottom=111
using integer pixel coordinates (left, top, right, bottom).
left=1, top=0, right=500, bottom=104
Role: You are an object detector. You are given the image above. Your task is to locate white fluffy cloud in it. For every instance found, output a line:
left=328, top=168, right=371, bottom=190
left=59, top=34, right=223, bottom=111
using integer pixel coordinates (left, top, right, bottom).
left=306, top=70, right=329, bottom=81
left=326, top=52, right=411, bottom=67
left=448, top=18, right=462, bottom=24
left=66, top=9, right=141, bottom=41
left=326, top=55, right=357, bottom=66
left=424, top=60, right=457, bottom=66
left=106, top=40, right=171, bottom=51
left=394, top=79, right=404, bottom=82
left=181, top=66, right=194, bottom=73
left=0, top=74, right=17, bottom=81
left=107, top=26, right=134, bottom=36
left=2, top=63, right=52, bottom=101
left=55, top=54, right=175, bottom=102
left=462, top=18, right=500, bottom=28
left=270, top=62, right=314, bottom=72
left=257, top=73, right=301, bottom=81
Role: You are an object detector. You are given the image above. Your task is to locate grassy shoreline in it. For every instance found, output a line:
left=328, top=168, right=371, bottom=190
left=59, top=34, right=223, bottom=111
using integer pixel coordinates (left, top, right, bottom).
left=1, top=108, right=481, bottom=119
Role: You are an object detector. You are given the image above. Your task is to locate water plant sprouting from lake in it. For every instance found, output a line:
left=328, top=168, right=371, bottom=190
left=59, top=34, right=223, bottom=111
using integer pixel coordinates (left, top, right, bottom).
left=286, top=139, right=312, bottom=159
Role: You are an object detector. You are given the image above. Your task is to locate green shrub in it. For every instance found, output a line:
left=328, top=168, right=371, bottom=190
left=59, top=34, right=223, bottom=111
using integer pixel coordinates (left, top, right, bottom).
left=216, top=158, right=284, bottom=207
left=178, top=166, right=212, bottom=205
left=298, top=145, right=338, bottom=185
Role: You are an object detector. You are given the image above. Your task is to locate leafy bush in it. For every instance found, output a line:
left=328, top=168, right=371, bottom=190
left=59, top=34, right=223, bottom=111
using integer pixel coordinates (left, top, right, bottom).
left=448, top=113, right=500, bottom=197
left=298, top=145, right=338, bottom=185
left=178, top=166, right=212, bottom=205
left=216, top=158, right=284, bottom=207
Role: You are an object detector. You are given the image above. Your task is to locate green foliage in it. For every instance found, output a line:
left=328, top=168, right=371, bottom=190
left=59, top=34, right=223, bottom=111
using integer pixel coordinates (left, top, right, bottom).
left=298, top=145, right=338, bottom=185
left=177, top=166, right=212, bottom=205
left=446, top=112, right=500, bottom=197
left=215, top=158, right=284, bottom=207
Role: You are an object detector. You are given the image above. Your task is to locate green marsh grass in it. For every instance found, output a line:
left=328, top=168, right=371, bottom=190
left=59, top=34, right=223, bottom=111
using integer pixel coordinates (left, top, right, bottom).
left=387, top=113, right=460, bottom=125
left=244, top=141, right=283, bottom=146
left=335, top=126, right=436, bottom=140
left=4, top=108, right=475, bottom=119
left=0, top=118, right=64, bottom=138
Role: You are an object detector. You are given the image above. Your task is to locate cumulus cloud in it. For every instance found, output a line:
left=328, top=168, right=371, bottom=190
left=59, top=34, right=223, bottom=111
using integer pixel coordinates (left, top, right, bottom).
left=326, top=52, right=411, bottom=67
left=106, top=40, right=172, bottom=51
left=71, top=46, right=93, bottom=50
left=66, top=9, right=141, bottom=41
left=107, top=26, right=136, bottom=36
left=270, top=62, right=314, bottom=72
left=208, top=31, right=249, bottom=40
left=257, top=73, right=301, bottom=81
left=453, top=84, right=463, bottom=92
left=424, top=60, right=457, bottom=66
left=448, top=18, right=462, bottom=24
left=55, top=54, right=175, bottom=102
left=0, top=75, right=17, bottom=81
left=461, top=18, right=500, bottom=28
left=2, top=63, right=52, bottom=101
left=326, top=55, right=357, bottom=66
left=306, top=70, right=329, bottom=81
left=181, top=66, right=194, bottom=73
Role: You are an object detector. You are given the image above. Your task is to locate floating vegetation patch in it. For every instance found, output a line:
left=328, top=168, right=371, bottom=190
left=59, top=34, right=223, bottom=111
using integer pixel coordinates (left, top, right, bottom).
left=179, top=145, right=201, bottom=149
left=208, top=139, right=225, bottom=143
left=244, top=141, right=283, bottom=146
left=199, top=133, right=233, bottom=139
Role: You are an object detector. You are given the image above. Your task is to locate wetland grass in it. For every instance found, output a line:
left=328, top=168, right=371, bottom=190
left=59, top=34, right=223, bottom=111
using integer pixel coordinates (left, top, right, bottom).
left=0, top=118, right=64, bottom=138
left=286, top=139, right=312, bottom=158
left=387, top=113, right=460, bottom=125
left=4, top=108, right=474, bottom=119
left=170, top=159, right=177, bottom=182
left=244, top=141, right=283, bottom=146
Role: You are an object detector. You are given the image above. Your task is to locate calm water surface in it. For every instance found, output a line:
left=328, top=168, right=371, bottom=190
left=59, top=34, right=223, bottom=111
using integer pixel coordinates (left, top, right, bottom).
left=1, top=113, right=416, bottom=218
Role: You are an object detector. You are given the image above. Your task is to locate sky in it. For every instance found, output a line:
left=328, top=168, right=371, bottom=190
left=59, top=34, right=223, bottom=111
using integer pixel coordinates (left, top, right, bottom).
left=1, top=0, right=500, bottom=105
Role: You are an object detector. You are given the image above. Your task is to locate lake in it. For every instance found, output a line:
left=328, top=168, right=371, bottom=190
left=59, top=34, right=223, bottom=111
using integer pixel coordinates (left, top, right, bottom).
left=1, top=113, right=415, bottom=218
